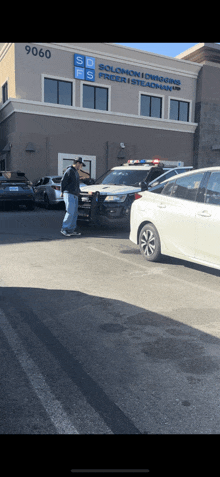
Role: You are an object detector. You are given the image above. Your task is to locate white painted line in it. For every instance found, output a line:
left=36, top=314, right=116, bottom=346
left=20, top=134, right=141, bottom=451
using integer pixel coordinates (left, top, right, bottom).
left=89, top=247, right=220, bottom=297
left=89, top=246, right=148, bottom=270
left=0, top=309, right=78, bottom=434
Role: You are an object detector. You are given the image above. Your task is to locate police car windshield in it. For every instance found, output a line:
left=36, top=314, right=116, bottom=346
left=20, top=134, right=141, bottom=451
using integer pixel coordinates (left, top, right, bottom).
left=95, top=169, right=149, bottom=186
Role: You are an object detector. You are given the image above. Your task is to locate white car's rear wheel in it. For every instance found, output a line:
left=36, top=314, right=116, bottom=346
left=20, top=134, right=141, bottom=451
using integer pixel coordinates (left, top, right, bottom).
left=139, top=223, right=161, bottom=262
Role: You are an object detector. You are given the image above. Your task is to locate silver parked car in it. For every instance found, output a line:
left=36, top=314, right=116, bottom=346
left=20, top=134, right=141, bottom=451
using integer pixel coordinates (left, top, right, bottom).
left=33, top=174, right=89, bottom=208
left=33, top=176, right=63, bottom=208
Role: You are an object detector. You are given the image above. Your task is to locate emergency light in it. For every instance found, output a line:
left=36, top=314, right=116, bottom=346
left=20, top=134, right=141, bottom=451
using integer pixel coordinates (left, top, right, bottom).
left=126, top=159, right=162, bottom=165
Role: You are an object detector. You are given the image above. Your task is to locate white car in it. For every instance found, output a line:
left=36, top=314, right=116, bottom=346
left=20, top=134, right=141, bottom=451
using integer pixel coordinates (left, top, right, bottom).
left=130, top=167, right=220, bottom=270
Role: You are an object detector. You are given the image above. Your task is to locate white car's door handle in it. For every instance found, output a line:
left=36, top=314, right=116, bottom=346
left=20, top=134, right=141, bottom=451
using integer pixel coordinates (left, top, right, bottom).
left=197, top=210, right=211, bottom=217
left=157, top=204, right=166, bottom=208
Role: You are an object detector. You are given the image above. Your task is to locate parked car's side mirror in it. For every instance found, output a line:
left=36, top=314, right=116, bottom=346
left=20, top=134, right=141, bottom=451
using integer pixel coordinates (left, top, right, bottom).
left=139, top=181, right=148, bottom=191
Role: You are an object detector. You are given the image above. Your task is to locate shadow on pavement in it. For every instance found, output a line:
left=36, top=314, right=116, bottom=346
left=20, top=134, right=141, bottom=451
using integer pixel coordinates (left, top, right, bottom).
left=0, top=207, right=130, bottom=245
left=0, top=284, right=219, bottom=475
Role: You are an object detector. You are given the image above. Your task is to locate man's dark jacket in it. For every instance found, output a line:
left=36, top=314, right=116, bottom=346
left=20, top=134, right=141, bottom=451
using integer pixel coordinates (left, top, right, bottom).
left=61, top=166, right=80, bottom=196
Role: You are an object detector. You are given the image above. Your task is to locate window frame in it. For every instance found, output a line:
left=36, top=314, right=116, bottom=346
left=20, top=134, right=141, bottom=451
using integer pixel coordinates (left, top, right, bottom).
left=82, top=83, right=109, bottom=111
left=139, top=92, right=164, bottom=119
left=42, top=74, right=74, bottom=107
left=2, top=81, right=8, bottom=104
left=168, top=96, right=191, bottom=122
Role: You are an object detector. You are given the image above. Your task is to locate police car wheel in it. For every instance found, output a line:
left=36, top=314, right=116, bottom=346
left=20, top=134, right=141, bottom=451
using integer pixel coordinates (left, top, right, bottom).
left=139, top=223, right=161, bottom=262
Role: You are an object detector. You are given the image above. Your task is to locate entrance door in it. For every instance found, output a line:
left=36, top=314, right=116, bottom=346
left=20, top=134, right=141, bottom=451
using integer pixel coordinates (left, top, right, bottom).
left=58, top=153, right=96, bottom=179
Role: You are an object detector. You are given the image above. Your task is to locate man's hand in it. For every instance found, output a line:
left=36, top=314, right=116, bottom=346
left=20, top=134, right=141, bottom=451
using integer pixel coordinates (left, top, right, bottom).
left=60, top=192, right=63, bottom=198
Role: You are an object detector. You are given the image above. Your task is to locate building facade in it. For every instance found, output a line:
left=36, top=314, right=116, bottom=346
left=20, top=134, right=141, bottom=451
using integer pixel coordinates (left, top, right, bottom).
left=0, top=42, right=219, bottom=181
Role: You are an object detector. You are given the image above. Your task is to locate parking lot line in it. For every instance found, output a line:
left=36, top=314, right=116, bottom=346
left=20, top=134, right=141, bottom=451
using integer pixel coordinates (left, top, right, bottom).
left=89, top=246, right=148, bottom=270
left=89, top=247, right=220, bottom=297
left=0, top=308, right=79, bottom=435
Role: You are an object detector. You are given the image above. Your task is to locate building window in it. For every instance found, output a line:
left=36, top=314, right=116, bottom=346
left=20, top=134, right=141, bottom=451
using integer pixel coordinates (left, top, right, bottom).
left=44, top=78, right=72, bottom=106
left=2, top=82, right=8, bottom=103
left=170, top=99, right=189, bottom=122
left=141, top=94, right=162, bottom=118
left=83, top=85, right=108, bottom=111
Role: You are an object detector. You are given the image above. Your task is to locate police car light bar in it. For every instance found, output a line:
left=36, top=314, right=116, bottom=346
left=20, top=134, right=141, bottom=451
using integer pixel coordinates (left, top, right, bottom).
left=126, top=159, right=161, bottom=165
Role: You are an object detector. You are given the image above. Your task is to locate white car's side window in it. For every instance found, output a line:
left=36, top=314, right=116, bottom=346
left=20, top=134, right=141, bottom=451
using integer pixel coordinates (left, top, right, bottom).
left=169, top=173, right=204, bottom=201
left=162, top=179, right=176, bottom=196
left=205, top=172, right=220, bottom=205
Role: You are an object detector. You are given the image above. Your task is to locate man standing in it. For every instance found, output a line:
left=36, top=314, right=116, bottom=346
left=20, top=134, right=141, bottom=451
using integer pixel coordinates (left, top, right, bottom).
left=60, top=157, right=86, bottom=236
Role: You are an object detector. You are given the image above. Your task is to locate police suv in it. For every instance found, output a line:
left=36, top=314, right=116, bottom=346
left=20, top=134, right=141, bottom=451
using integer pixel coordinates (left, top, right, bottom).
left=78, top=159, right=192, bottom=226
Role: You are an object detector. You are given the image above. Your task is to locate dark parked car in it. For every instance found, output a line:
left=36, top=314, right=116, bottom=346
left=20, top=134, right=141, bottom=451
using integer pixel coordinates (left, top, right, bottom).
left=0, top=171, right=35, bottom=210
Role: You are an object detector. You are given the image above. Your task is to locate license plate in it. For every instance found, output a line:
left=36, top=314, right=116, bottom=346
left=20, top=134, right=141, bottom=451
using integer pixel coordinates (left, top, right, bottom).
left=9, top=187, right=19, bottom=191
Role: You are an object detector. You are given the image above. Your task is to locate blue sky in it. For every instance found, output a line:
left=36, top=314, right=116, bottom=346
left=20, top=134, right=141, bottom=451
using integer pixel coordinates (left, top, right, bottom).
left=115, top=43, right=200, bottom=58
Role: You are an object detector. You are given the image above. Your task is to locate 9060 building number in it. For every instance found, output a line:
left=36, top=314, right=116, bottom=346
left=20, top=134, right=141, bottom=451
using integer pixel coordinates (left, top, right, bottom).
left=25, top=45, right=51, bottom=59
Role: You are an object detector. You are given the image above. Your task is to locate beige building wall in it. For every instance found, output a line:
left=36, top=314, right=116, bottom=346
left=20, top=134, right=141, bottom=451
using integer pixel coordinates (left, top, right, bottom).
left=13, top=42, right=200, bottom=122
left=0, top=43, right=16, bottom=105
left=0, top=42, right=203, bottom=179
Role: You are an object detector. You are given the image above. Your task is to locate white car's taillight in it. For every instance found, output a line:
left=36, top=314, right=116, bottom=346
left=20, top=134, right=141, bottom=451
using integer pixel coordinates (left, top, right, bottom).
left=134, top=193, right=142, bottom=200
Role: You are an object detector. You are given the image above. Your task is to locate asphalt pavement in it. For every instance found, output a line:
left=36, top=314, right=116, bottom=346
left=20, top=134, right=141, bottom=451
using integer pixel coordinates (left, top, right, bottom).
left=0, top=206, right=219, bottom=474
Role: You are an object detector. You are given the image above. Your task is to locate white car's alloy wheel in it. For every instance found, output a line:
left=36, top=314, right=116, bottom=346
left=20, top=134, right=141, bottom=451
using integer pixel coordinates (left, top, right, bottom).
left=139, top=223, right=161, bottom=262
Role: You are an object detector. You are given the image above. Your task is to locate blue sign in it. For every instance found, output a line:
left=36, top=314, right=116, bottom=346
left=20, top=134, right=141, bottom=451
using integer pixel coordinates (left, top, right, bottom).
left=74, top=54, right=95, bottom=82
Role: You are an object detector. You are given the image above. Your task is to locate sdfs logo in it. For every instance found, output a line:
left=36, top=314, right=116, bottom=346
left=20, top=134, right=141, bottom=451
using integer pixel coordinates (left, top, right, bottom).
left=74, top=54, right=95, bottom=82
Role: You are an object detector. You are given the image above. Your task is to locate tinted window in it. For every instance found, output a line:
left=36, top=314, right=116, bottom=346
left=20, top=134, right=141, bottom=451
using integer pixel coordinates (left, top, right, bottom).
left=83, top=84, right=95, bottom=109
left=141, top=95, right=150, bottom=116
left=156, top=169, right=177, bottom=184
left=52, top=177, right=62, bottom=184
left=179, top=101, right=189, bottom=122
left=2, top=81, right=8, bottom=103
left=171, top=173, right=204, bottom=201
left=42, top=178, right=50, bottom=185
left=44, top=78, right=72, bottom=106
left=141, top=95, right=162, bottom=118
left=150, top=183, right=168, bottom=194
left=151, top=97, right=162, bottom=118
left=59, top=81, right=72, bottom=106
left=205, top=172, right=220, bottom=205
left=0, top=172, right=29, bottom=182
left=147, top=169, right=164, bottom=183
left=95, top=169, right=150, bottom=186
left=170, top=100, right=178, bottom=120
left=44, top=78, right=58, bottom=104
left=170, top=100, right=189, bottom=122
left=162, top=179, right=176, bottom=196
left=176, top=168, right=191, bottom=174
left=96, top=87, right=108, bottom=110
left=83, top=85, right=108, bottom=111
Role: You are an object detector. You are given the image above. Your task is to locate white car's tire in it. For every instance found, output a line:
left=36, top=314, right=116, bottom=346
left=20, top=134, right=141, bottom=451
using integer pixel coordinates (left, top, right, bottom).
left=139, top=223, right=161, bottom=262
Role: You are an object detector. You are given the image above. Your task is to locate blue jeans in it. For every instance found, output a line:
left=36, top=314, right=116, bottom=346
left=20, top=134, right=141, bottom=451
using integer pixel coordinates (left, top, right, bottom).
left=61, top=192, right=78, bottom=232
